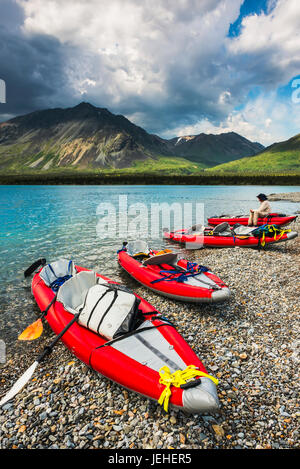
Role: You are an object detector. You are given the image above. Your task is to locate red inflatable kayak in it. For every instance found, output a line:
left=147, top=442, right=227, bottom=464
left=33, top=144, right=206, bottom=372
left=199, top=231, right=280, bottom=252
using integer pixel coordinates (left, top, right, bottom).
left=208, top=213, right=297, bottom=227
left=164, top=225, right=298, bottom=248
left=118, top=243, right=230, bottom=303
left=31, top=260, right=220, bottom=414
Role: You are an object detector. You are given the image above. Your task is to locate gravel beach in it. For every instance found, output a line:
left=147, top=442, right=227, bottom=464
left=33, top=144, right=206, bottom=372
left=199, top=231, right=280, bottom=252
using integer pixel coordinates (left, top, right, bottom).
left=0, top=220, right=299, bottom=450
left=268, top=192, right=300, bottom=203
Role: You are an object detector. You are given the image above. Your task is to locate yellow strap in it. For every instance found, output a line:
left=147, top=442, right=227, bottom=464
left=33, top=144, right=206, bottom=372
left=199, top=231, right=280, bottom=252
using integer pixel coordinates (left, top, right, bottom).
left=274, top=227, right=290, bottom=241
left=261, top=225, right=290, bottom=247
left=158, top=365, right=219, bottom=412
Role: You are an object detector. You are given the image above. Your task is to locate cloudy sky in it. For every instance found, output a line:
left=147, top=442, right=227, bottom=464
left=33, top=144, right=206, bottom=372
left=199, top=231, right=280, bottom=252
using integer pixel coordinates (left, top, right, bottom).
left=0, top=0, right=300, bottom=145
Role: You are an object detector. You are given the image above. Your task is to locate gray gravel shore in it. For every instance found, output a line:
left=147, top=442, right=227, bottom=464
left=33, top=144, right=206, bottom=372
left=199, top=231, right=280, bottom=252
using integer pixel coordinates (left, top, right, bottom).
left=0, top=220, right=299, bottom=450
left=268, top=192, right=300, bottom=203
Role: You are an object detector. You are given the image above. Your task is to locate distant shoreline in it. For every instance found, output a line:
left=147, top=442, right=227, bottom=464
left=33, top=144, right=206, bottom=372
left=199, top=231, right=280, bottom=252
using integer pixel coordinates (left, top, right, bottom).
left=268, top=192, right=300, bottom=202
left=0, top=172, right=300, bottom=185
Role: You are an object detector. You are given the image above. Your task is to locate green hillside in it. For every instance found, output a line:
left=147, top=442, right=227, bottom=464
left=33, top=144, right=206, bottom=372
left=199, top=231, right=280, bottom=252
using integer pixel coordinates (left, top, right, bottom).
left=0, top=154, right=206, bottom=177
left=207, top=133, right=300, bottom=173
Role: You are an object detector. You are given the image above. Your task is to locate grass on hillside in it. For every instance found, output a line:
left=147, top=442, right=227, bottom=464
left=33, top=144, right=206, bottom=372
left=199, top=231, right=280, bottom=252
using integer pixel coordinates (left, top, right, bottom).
left=206, top=150, right=300, bottom=173
left=0, top=153, right=207, bottom=175
left=0, top=145, right=299, bottom=184
left=121, top=156, right=206, bottom=173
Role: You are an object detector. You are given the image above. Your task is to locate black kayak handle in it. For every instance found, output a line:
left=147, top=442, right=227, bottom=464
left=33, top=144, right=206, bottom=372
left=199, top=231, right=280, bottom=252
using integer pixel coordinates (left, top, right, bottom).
left=24, top=258, right=46, bottom=278
left=180, top=378, right=201, bottom=390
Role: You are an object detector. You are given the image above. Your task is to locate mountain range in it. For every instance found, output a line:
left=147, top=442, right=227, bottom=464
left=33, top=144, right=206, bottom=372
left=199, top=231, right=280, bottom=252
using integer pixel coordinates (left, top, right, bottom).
left=169, top=132, right=263, bottom=166
left=0, top=102, right=265, bottom=173
left=207, top=133, right=300, bottom=173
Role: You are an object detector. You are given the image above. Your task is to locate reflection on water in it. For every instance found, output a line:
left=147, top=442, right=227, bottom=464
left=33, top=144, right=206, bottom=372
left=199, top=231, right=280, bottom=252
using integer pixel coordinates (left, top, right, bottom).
left=0, top=184, right=299, bottom=344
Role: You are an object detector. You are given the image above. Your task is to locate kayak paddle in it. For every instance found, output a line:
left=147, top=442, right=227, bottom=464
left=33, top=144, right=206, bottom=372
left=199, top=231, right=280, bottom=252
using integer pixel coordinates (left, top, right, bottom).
left=18, top=258, right=49, bottom=341
left=18, top=294, right=57, bottom=341
left=18, top=318, right=43, bottom=341
left=0, top=311, right=80, bottom=407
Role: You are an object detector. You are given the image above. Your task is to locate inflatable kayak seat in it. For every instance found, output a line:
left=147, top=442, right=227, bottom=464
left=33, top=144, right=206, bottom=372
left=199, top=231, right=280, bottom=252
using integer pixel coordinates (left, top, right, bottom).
left=187, top=223, right=204, bottom=235
left=126, top=241, right=178, bottom=265
left=126, top=240, right=150, bottom=258
left=57, top=271, right=142, bottom=340
left=232, top=224, right=256, bottom=236
left=39, top=259, right=77, bottom=292
left=212, top=222, right=232, bottom=236
left=143, top=252, right=178, bottom=266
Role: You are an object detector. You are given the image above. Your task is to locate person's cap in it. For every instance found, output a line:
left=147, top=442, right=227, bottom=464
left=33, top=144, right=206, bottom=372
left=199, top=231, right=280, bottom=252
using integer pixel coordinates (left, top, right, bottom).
left=257, top=193, right=268, bottom=200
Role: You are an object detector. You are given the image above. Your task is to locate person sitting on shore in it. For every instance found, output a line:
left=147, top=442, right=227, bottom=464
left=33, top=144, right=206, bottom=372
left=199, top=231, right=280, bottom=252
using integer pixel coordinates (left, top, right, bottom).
left=248, top=193, right=271, bottom=227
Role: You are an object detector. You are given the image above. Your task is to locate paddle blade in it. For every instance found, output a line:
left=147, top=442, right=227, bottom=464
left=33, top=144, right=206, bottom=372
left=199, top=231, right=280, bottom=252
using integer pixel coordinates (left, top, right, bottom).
left=0, top=361, right=39, bottom=407
left=155, top=249, right=173, bottom=255
left=18, top=319, right=43, bottom=341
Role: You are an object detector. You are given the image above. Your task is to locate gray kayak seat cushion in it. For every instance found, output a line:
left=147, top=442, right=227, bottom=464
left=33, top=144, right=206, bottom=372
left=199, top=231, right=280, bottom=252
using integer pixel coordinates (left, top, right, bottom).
left=56, top=271, right=141, bottom=341
left=187, top=223, right=204, bottom=235
left=126, top=240, right=150, bottom=257
left=40, top=259, right=76, bottom=287
left=212, top=222, right=232, bottom=236
left=143, top=252, right=178, bottom=266
left=79, top=283, right=140, bottom=340
left=232, top=224, right=256, bottom=236
left=57, top=270, right=97, bottom=314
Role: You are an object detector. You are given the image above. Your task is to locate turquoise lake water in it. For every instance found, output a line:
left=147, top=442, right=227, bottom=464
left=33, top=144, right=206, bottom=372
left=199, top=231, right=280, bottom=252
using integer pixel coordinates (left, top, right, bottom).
left=0, top=184, right=299, bottom=344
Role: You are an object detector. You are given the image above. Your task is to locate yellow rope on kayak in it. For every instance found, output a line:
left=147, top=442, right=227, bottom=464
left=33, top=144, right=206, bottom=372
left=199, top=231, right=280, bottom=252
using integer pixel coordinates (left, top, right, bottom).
left=158, top=365, right=219, bottom=412
left=260, top=225, right=291, bottom=247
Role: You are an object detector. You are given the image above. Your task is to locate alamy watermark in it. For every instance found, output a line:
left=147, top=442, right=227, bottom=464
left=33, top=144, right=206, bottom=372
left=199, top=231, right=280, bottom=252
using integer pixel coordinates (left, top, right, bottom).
left=96, top=194, right=204, bottom=246
left=291, top=78, right=300, bottom=104
left=0, top=79, right=6, bottom=103
left=0, top=339, right=6, bottom=364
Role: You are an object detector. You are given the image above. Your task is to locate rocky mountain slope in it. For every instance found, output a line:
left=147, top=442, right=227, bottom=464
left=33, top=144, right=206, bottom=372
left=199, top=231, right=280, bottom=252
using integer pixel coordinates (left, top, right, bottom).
left=169, top=132, right=263, bottom=166
left=0, top=102, right=264, bottom=171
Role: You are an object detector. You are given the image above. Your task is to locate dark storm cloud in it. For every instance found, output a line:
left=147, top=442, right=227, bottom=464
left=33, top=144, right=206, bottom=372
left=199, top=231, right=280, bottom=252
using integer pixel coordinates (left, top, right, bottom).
left=0, top=30, right=71, bottom=117
left=0, top=0, right=25, bottom=31
left=0, top=0, right=78, bottom=120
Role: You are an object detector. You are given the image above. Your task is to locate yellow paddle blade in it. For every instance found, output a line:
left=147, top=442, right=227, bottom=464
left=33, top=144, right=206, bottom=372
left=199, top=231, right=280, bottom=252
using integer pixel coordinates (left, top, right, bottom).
left=155, top=249, right=173, bottom=256
left=18, top=318, right=43, bottom=341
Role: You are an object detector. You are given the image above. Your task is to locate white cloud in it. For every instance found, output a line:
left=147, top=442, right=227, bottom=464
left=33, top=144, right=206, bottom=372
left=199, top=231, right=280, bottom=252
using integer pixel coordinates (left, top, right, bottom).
left=16, top=0, right=243, bottom=116
left=218, top=91, right=232, bottom=105
left=162, top=92, right=300, bottom=146
left=12, top=0, right=300, bottom=144
left=228, top=0, right=300, bottom=85
left=77, top=78, right=96, bottom=95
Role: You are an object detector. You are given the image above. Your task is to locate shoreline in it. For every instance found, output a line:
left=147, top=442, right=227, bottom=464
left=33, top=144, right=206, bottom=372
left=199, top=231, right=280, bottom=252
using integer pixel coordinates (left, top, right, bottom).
left=1, top=221, right=299, bottom=450
left=268, top=192, right=300, bottom=202
left=0, top=172, right=300, bottom=185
